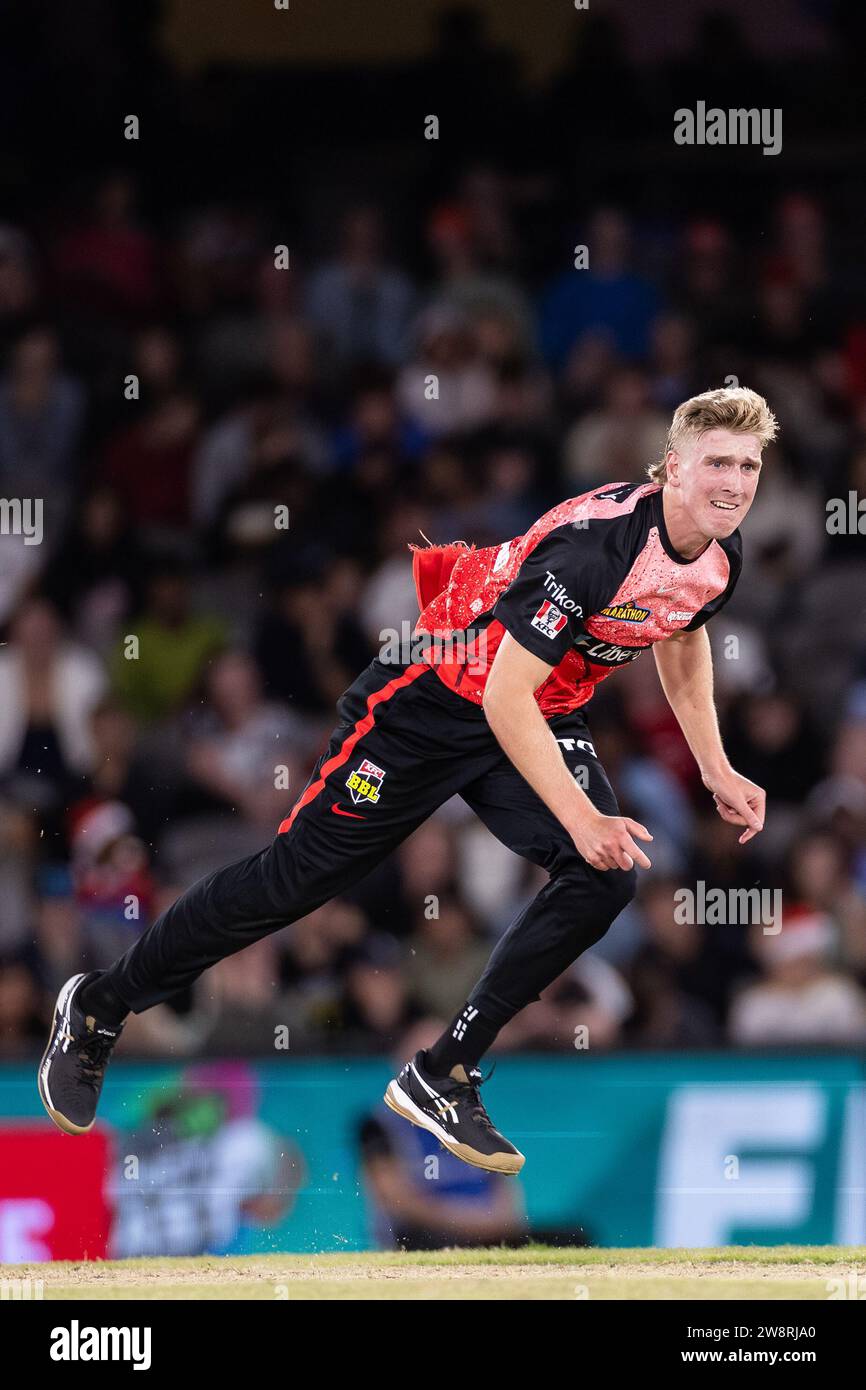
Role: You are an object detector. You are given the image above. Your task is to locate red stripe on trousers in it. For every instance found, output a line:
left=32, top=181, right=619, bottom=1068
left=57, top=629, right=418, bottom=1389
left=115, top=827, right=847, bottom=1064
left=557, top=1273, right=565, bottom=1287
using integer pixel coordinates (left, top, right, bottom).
left=277, top=662, right=429, bottom=835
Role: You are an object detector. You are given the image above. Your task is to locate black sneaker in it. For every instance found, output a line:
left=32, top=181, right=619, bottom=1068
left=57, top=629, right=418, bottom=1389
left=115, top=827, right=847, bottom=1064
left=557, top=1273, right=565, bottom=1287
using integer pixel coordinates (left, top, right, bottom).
left=38, top=973, right=124, bottom=1135
left=384, top=1049, right=525, bottom=1174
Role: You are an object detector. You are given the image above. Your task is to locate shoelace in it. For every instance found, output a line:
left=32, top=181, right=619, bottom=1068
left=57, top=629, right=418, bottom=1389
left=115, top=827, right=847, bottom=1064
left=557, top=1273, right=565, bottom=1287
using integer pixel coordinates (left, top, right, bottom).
left=70, top=1032, right=118, bottom=1090
left=450, top=1065, right=496, bottom=1129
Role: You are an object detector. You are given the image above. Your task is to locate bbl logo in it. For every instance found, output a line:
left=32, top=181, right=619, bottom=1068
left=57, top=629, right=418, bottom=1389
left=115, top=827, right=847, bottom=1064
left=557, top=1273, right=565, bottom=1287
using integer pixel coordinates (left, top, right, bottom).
left=346, top=758, right=386, bottom=805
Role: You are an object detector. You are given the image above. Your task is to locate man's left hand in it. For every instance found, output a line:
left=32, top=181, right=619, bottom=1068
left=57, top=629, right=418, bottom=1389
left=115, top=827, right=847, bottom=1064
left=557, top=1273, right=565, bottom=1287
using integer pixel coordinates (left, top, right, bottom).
left=702, top=765, right=766, bottom=844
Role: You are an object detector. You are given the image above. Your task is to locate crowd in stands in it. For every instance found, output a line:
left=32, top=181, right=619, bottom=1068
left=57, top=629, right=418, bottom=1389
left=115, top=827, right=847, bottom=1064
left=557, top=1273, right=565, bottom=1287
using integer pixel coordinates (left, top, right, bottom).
left=0, top=6, right=864, bottom=1057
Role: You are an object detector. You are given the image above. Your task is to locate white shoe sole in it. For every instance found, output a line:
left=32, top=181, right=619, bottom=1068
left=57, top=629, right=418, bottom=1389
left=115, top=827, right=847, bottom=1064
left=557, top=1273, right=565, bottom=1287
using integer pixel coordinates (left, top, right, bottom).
left=38, top=974, right=94, bottom=1136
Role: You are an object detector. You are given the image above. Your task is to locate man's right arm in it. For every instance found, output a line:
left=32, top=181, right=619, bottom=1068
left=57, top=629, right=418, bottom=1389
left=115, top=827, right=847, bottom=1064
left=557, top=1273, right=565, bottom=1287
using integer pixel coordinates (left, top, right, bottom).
left=482, top=632, right=652, bottom=872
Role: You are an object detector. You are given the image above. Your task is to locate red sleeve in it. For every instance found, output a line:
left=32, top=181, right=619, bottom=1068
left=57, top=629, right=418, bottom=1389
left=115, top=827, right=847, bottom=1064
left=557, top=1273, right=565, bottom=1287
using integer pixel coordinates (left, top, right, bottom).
left=409, top=541, right=471, bottom=610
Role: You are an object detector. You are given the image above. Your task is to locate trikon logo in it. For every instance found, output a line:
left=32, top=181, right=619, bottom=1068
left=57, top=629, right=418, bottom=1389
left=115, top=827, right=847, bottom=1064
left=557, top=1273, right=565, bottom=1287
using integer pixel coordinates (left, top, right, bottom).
left=543, top=571, right=582, bottom=614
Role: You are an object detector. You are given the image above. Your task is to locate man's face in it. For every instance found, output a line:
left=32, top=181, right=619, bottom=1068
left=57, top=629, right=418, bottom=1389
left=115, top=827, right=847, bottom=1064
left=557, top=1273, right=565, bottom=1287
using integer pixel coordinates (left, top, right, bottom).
left=666, top=427, right=763, bottom=539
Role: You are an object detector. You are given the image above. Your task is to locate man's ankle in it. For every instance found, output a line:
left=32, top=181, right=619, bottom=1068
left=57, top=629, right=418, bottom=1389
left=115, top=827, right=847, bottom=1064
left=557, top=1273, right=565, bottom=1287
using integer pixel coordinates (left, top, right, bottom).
left=424, top=1005, right=500, bottom=1078
left=79, top=974, right=129, bottom=1028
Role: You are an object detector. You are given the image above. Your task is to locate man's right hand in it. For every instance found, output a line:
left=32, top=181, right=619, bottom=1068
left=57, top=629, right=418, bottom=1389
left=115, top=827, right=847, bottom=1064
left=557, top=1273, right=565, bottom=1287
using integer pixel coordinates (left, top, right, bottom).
left=482, top=635, right=654, bottom=874
left=568, top=810, right=653, bottom=872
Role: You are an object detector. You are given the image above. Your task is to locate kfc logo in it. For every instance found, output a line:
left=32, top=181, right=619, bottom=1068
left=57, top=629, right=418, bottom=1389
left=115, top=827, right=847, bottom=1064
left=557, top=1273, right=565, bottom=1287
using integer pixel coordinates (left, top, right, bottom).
left=530, top=600, right=568, bottom=640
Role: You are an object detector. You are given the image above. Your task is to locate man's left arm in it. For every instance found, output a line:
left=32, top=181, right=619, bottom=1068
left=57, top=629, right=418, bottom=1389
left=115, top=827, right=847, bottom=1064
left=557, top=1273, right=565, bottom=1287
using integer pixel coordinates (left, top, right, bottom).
left=653, top=626, right=765, bottom=843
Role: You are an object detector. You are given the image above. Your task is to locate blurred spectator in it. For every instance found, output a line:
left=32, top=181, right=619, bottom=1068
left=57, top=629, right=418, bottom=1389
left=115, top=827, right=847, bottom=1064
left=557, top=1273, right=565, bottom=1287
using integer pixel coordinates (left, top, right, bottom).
left=346, top=816, right=463, bottom=941
left=709, top=621, right=775, bottom=704
left=726, top=456, right=824, bottom=629
left=397, top=304, right=497, bottom=436
left=101, top=388, right=200, bottom=534
left=722, top=692, right=826, bottom=809
left=32, top=869, right=84, bottom=997
left=70, top=798, right=156, bottom=967
left=500, top=951, right=632, bottom=1052
left=339, top=933, right=420, bottom=1049
left=405, top=895, right=491, bottom=1018
left=589, top=708, right=694, bottom=875
left=110, top=555, right=227, bottom=724
left=181, top=208, right=304, bottom=399
left=306, top=205, right=415, bottom=370
left=787, top=831, right=866, bottom=972
left=0, top=800, right=37, bottom=951
left=558, top=331, right=620, bottom=422
left=69, top=696, right=173, bottom=850
left=684, top=809, right=767, bottom=1018
left=426, top=201, right=534, bottom=352
left=670, top=219, right=750, bottom=352
left=330, top=370, right=428, bottom=474
left=0, top=596, right=107, bottom=810
left=359, top=500, right=433, bottom=644
left=184, top=648, right=306, bottom=830
left=279, top=898, right=368, bottom=1040
left=53, top=173, right=163, bottom=320
left=563, top=367, right=667, bottom=487
left=0, top=954, right=43, bottom=1057
left=0, top=326, right=85, bottom=530
left=255, top=548, right=372, bottom=717
left=193, top=340, right=328, bottom=560
left=132, top=325, right=187, bottom=404
left=618, top=653, right=701, bottom=794
left=0, top=225, right=39, bottom=355
left=475, top=439, right=544, bottom=538
left=766, top=195, right=838, bottom=324
left=729, top=908, right=866, bottom=1045
left=487, top=353, right=552, bottom=434
left=539, top=208, right=661, bottom=367
left=625, top=878, right=725, bottom=1047
left=417, top=439, right=483, bottom=539
left=44, top=484, right=144, bottom=650
left=647, top=313, right=702, bottom=413
left=192, top=938, right=292, bottom=1056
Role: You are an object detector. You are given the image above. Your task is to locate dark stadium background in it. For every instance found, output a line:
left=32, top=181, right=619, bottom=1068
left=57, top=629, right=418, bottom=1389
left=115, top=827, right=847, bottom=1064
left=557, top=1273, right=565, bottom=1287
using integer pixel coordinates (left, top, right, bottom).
left=0, top=0, right=865, bottom=1256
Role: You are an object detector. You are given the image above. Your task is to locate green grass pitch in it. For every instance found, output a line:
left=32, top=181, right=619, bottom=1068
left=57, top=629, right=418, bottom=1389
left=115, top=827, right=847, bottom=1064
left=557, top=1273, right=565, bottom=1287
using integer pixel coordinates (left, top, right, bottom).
left=4, top=1245, right=864, bottom=1300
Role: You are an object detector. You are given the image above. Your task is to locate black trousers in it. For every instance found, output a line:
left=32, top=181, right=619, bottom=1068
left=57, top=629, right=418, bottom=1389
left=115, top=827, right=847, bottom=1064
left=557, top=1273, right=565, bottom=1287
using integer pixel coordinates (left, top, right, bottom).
left=104, top=658, right=637, bottom=1026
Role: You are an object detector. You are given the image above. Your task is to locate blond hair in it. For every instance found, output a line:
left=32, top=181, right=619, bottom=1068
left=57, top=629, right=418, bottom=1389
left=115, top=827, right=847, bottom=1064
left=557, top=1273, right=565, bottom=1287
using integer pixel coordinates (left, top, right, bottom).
left=648, top=386, right=778, bottom=485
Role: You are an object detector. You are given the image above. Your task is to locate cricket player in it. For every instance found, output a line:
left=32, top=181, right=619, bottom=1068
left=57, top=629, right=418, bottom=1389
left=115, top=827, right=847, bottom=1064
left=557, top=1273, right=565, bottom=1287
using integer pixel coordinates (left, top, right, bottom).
left=39, top=386, right=772, bottom=1175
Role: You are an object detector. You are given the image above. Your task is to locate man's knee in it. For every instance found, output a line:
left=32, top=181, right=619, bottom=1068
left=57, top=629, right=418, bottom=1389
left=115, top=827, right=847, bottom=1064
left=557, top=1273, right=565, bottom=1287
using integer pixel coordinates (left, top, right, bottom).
left=553, top=858, right=637, bottom=921
left=603, top=863, right=638, bottom=915
left=588, top=864, right=637, bottom=920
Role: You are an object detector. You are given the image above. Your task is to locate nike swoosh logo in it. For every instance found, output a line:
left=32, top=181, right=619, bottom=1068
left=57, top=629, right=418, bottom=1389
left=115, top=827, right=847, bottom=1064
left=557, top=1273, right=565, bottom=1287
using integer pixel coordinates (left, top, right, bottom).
left=331, top=803, right=365, bottom=819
